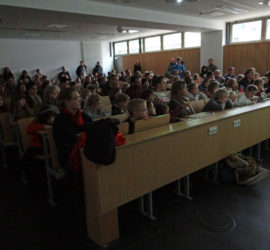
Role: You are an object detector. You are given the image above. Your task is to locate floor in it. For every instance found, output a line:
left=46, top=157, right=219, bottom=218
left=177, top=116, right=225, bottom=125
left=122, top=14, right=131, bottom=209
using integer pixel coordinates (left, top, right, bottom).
left=1, top=146, right=270, bottom=250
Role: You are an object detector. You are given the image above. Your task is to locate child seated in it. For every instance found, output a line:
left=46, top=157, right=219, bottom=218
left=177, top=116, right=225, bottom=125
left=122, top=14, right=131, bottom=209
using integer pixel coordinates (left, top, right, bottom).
left=228, top=91, right=237, bottom=106
left=254, top=79, right=266, bottom=98
left=187, top=83, right=207, bottom=101
left=83, top=94, right=110, bottom=119
left=203, top=80, right=219, bottom=98
left=22, top=106, right=59, bottom=198
left=169, top=80, right=194, bottom=117
left=126, top=98, right=148, bottom=134
left=156, top=103, right=169, bottom=116
left=11, top=94, right=34, bottom=121
left=226, top=78, right=239, bottom=92
left=236, top=85, right=258, bottom=106
left=111, top=93, right=129, bottom=115
left=202, top=89, right=234, bottom=112
left=142, top=89, right=156, bottom=116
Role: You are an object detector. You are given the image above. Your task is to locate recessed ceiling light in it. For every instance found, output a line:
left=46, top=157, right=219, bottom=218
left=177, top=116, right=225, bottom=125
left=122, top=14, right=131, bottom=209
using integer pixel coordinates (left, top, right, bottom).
left=258, top=0, right=270, bottom=5
left=47, top=24, right=68, bottom=29
left=128, top=29, right=139, bottom=33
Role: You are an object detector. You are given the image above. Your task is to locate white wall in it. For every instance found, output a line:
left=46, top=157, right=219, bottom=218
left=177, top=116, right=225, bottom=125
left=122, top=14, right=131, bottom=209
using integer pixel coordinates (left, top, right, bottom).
left=0, top=39, right=82, bottom=80
left=101, top=41, right=114, bottom=74
left=200, top=31, right=224, bottom=72
left=0, top=38, right=113, bottom=80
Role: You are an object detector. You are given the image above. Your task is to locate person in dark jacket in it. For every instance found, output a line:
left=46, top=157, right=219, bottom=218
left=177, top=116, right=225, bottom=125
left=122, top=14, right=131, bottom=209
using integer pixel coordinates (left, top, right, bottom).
left=239, top=68, right=255, bottom=90
left=126, top=75, right=143, bottom=99
left=92, top=61, right=103, bottom=75
left=134, top=61, right=142, bottom=73
left=53, top=88, right=92, bottom=170
left=202, top=89, right=234, bottom=112
left=76, top=61, right=87, bottom=78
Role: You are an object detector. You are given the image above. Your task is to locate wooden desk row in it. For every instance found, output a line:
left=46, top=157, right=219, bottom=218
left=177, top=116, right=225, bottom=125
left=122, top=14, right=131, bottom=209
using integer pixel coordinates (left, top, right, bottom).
left=81, top=101, right=270, bottom=247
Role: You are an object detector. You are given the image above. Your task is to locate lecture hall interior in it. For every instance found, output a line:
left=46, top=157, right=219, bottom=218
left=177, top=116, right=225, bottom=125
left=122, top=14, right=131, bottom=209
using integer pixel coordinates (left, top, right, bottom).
left=1, top=0, right=270, bottom=249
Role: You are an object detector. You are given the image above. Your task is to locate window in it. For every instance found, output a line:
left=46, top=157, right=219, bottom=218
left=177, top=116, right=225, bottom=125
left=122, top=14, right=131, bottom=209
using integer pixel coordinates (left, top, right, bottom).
left=232, top=20, right=262, bottom=43
left=163, top=33, right=182, bottom=50
left=129, top=39, right=140, bottom=54
left=266, top=19, right=270, bottom=40
left=114, top=41, right=127, bottom=55
left=184, top=32, right=201, bottom=48
left=144, top=36, right=161, bottom=52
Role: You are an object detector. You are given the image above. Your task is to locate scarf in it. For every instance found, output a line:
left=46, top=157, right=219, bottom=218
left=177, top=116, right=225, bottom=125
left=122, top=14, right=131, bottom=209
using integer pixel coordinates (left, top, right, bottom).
left=61, top=107, right=84, bottom=127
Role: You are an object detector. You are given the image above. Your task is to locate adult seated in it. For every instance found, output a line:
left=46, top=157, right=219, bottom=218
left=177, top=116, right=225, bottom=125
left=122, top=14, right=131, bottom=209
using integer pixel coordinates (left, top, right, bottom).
left=53, top=88, right=92, bottom=169
left=152, top=76, right=170, bottom=106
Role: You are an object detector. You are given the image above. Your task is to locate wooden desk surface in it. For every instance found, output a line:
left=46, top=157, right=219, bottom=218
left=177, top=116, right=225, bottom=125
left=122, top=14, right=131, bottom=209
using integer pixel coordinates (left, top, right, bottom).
left=120, top=101, right=270, bottom=149
left=81, top=100, right=270, bottom=246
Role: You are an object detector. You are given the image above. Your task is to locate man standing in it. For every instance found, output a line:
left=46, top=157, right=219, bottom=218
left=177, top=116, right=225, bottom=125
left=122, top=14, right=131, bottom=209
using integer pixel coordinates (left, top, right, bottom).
left=92, top=61, right=103, bottom=75
left=76, top=61, right=87, bottom=78
left=58, top=66, right=71, bottom=80
left=173, top=57, right=185, bottom=78
left=207, top=58, right=218, bottom=73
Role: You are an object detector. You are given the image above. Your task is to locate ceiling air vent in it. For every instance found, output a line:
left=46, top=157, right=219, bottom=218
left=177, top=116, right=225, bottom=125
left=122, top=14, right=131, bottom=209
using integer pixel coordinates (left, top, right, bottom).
left=199, top=11, right=225, bottom=17
left=165, top=0, right=199, bottom=3
left=214, top=6, right=247, bottom=14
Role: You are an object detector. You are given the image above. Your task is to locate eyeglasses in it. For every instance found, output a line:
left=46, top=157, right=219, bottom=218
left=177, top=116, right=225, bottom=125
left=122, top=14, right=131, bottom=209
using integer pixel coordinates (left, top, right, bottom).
left=71, top=96, right=82, bottom=101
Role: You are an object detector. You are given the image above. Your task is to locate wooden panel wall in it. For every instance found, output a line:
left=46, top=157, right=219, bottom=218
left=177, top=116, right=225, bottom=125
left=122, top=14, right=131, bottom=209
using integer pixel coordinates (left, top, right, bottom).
left=122, top=48, right=200, bottom=76
left=223, top=41, right=270, bottom=75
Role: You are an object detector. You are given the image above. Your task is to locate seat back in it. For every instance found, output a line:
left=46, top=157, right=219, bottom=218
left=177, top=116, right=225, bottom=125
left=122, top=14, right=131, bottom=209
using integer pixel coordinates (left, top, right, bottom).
left=135, top=114, right=170, bottom=133
left=118, top=122, right=129, bottom=136
left=189, top=99, right=206, bottom=113
left=17, top=117, right=34, bottom=152
left=0, top=113, right=15, bottom=144
left=101, top=96, right=112, bottom=112
left=44, top=126, right=61, bottom=171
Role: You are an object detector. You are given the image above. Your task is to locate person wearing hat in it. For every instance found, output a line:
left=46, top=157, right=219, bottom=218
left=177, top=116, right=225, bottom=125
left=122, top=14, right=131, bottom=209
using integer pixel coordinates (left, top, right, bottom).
left=172, top=57, right=185, bottom=78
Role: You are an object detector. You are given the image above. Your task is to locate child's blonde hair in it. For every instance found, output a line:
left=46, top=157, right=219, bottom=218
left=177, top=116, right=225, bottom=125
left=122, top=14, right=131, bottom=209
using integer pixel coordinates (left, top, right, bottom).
left=214, top=89, right=229, bottom=99
left=228, top=91, right=237, bottom=100
left=87, top=94, right=102, bottom=107
left=127, top=98, right=146, bottom=116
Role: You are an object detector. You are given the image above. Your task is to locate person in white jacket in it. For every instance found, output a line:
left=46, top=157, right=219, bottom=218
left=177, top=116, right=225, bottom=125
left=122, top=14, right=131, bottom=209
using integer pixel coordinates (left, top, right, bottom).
left=237, top=85, right=258, bottom=106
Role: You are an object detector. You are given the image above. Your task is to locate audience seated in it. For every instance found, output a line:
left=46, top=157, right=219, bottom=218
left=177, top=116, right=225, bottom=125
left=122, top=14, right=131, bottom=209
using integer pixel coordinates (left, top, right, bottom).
left=111, top=93, right=129, bottom=116
left=202, top=89, right=233, bottom=112
left=187, top=83, right=207, bottom=101
left=53, top=88, right=92, bottom=169
left=152, top=76, right=170, bottom=106
left=237, top=85, right=258, bottom=106
left=126, top=75, right=143, bottom=99
left=83, top=94, right=110, bottom=119
left=126, top=98, right=148, bottom=134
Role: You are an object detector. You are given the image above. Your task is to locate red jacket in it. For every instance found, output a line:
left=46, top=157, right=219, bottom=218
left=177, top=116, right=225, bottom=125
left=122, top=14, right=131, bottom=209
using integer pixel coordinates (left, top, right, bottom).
left=27, top=120, right=44, bottom=148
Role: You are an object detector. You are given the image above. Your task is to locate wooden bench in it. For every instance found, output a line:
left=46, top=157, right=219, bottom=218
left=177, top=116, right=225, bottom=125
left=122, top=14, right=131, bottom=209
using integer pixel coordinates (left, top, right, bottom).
left=135, top=114, right=170, bottom=133
left=81, top=101, right=270, bottom=247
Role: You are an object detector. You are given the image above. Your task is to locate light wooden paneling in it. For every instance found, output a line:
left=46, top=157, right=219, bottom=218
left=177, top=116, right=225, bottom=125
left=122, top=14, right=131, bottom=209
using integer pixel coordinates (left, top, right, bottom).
left=122, top=48, right=200, bottom=75
left=223, top=41, right=270, bottom=75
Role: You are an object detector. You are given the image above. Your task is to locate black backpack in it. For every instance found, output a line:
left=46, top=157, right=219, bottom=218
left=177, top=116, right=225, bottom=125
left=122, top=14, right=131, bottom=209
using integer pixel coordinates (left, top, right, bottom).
left=84, top=118, right=119, bottom=165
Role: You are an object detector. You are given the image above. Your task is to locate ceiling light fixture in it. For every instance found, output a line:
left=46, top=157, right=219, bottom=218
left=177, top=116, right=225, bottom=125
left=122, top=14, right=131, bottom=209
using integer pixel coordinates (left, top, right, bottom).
left=258, top=0, right=270, bottom=6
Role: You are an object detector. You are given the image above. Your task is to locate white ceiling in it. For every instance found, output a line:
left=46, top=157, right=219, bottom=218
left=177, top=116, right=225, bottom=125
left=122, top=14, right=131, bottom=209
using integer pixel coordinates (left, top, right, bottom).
left=0, top=0, right=269, bottom=41
left=90, top=0, right=270, bottom=22
left=0, top=6, right=175, bottom=41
